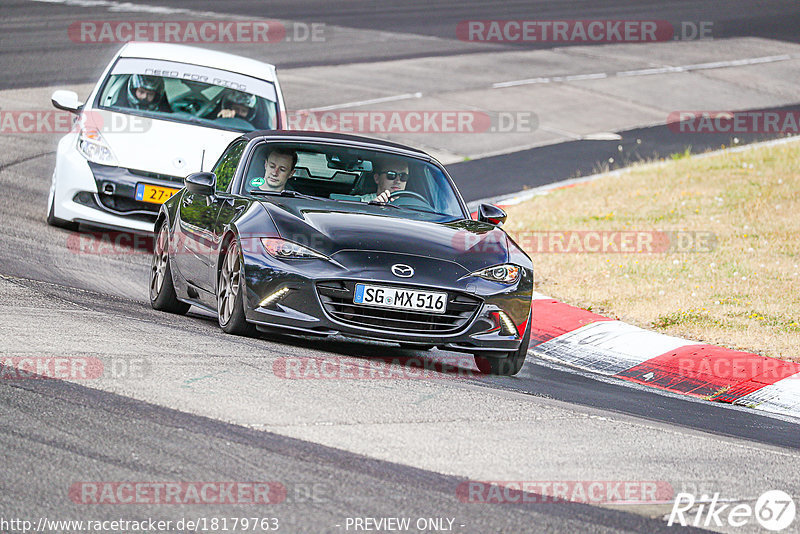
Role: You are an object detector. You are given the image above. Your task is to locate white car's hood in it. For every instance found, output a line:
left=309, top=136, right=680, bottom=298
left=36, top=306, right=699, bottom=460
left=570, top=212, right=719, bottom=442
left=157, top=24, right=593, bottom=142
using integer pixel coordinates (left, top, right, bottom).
left=98, top=110, right=241, bottom=177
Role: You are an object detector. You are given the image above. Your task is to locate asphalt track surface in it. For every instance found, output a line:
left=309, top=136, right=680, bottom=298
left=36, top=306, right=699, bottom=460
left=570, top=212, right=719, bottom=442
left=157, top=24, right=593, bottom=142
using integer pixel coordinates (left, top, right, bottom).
left=3, top=374, right=695, bottom=534
left=4, top=0, right=800, bottom=89
left=2, top=1, right=800, bottom=532
left=451, top=112, right=799, bottom=203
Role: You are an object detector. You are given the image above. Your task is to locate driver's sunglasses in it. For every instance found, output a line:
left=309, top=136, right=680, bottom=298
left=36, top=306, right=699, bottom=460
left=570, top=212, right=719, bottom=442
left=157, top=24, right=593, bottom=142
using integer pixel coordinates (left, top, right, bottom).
left=382, top=171, right=409, bottom=182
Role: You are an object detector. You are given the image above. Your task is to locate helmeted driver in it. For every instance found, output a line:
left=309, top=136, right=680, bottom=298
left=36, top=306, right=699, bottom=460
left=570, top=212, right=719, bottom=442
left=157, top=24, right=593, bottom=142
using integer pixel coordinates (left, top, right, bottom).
left=125, top=74, right=168, bottom=111
left=217, top=89, right=257, bottom=122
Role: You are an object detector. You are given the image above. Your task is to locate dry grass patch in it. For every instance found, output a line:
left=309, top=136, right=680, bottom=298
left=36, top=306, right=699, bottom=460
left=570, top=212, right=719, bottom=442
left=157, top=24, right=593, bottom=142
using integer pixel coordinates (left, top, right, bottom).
left=505, top=140, right=800, bottom=361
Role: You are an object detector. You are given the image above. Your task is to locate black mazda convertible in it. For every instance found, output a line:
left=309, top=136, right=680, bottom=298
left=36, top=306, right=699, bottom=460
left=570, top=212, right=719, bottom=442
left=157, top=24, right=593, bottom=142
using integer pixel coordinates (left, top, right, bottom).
left=149, top=131, right=533, bottom=375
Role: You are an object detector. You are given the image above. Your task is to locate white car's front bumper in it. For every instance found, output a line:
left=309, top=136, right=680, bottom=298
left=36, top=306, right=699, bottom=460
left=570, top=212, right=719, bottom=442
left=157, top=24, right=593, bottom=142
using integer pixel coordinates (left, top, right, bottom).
left=50, top=133, right=158, bottom=234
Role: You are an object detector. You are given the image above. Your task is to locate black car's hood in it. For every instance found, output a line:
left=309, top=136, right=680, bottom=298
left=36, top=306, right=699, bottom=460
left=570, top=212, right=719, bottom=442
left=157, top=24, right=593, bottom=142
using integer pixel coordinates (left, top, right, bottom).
left=259, top=198, right=511, bottom=272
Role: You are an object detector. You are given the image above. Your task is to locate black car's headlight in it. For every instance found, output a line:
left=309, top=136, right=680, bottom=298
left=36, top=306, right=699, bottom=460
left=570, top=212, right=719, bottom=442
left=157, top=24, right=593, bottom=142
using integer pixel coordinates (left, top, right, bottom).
left=261, top=238, right=327, bottom=260
left=471, top=264, right=521, bottom=284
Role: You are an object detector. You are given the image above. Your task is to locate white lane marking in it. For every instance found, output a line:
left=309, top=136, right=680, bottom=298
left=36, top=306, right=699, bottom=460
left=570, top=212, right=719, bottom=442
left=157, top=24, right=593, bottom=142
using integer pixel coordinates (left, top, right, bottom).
left=492, top=54, right=794, bottom=89
left=582, top=132, right=623, bottom=141
left=493, top=72, right=608, bottom=88
left=534, top=320, right=700, bottom=376
left=617, top=54, right=793, bottom=76
left=307, top=92, right=423, bottom=112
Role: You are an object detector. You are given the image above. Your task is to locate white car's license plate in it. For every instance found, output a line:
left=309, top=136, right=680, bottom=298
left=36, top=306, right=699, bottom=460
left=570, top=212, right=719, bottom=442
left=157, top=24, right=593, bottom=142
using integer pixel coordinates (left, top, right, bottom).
left=353, top=284, right=447, bottom=314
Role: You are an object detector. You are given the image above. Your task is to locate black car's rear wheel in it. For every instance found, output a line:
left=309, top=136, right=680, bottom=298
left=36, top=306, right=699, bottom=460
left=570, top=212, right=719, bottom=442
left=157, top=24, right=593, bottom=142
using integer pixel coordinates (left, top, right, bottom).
left=217, top=239, right=256, bottom=336
left=474, top=319, right=531, bottom=376
left=150, top=222, right=190, bottom=314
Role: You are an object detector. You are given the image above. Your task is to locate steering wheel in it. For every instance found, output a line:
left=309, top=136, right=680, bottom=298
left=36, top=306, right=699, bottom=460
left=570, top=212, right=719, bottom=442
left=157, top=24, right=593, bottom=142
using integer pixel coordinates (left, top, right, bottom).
left=195, top=92, right=225, bottom=119
left=171, top=95, right=207, bottom=114
left=389, top=190, right=428, bottom=203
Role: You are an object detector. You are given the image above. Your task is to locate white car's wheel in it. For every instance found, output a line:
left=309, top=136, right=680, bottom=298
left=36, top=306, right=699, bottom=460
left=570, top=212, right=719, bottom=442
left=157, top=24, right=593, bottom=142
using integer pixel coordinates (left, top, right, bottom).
left=46, top=174, right=76, bottom=229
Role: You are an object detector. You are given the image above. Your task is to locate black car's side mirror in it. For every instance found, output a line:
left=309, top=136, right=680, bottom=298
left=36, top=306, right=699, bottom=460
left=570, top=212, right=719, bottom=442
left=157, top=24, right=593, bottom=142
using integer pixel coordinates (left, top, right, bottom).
left=477, top=204, right=507, bottom=226
left=185, top=171, right=216, bottom=195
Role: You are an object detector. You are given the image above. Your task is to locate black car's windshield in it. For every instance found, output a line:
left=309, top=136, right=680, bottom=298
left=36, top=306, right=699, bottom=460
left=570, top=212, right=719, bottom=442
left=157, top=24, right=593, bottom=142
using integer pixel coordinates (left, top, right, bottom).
left=239, top=141, right=466, bottom=221
left=96, top=58, right=279, bottom=132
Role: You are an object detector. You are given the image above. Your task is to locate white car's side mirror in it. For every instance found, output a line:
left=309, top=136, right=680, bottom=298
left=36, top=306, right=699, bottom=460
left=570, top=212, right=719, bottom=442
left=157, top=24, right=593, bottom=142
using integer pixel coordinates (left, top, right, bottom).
left=51, top=90, right=82, bottom=114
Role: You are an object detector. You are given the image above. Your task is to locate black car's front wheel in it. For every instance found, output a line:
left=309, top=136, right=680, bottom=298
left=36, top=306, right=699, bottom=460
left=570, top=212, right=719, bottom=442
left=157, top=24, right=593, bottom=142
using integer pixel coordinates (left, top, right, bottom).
left=474, top=320, right=531, bottom=376
left=150, top=222, right=190, bottom=315
left=217, top=239, right=256, bottom=336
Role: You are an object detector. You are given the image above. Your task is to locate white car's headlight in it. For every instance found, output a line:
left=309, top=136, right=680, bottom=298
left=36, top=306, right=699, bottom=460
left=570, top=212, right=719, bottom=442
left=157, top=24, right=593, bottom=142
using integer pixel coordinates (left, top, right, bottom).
left=77, top=127, right=117, bottom=166
left=471, top=264, right=521, bottom=284
left=261, top=238, right=327, bottom=260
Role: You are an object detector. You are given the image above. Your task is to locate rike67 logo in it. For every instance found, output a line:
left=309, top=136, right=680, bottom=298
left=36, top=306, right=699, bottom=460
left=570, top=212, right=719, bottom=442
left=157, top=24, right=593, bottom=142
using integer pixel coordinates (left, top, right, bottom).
left=668, top=490, right=796, bottom=531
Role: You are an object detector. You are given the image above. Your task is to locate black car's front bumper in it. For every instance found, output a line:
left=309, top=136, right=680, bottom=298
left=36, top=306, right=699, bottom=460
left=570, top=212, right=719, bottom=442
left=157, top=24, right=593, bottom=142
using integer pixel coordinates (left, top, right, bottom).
left=239, top=248, right=533, bottom=354
left=80, top=162, right=185, bottom=225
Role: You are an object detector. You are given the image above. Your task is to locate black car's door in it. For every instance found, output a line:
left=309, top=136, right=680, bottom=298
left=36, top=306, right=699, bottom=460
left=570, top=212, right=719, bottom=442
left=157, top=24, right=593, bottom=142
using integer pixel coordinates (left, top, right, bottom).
left=174, top=188, right=224, bottom=295
left=174, top=140, right=247, bottom=296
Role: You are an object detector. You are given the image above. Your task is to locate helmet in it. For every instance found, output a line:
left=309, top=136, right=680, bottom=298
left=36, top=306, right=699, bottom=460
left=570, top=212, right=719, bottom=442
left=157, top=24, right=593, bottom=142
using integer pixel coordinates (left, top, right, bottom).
left=221, top=90, right=257, bottom=121
left=126, top=74, right=165, bottom=111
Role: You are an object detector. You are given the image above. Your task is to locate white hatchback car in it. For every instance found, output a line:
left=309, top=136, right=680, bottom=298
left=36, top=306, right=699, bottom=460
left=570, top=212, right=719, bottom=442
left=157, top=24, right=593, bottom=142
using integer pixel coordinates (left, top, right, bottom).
left=47, top=42, right=286, bottom=233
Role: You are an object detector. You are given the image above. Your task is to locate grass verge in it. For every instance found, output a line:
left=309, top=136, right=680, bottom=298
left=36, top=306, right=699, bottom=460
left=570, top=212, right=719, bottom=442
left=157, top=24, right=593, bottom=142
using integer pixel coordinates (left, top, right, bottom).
left=505, top=139, right=800, bottom=362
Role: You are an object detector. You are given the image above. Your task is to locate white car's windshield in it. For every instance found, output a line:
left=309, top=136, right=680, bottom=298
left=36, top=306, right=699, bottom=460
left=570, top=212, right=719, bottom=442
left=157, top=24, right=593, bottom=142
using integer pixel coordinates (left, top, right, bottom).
left=97, top=58, right=278, bottom=132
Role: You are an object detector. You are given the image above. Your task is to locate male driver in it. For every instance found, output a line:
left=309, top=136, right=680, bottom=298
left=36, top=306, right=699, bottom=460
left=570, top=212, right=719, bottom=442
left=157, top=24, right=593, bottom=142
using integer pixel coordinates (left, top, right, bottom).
left=358, top=159, right=409, bottom=202
left=257, top=148, right=296, bottom=192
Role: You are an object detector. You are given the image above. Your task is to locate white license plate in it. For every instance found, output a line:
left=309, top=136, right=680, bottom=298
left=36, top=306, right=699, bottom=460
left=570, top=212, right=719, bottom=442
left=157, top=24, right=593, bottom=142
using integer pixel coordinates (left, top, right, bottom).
left=353, top=284, right=447, bottom=314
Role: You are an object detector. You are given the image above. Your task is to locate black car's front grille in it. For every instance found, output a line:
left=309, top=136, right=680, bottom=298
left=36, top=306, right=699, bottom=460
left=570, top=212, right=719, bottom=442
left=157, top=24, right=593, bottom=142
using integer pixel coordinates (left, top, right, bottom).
left=316, top=280, right=481, bottom=333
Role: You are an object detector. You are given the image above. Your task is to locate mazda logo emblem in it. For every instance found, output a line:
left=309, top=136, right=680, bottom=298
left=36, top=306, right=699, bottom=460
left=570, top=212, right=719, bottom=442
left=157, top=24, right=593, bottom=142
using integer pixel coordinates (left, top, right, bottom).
left=391, top=264, right=414, bottom=278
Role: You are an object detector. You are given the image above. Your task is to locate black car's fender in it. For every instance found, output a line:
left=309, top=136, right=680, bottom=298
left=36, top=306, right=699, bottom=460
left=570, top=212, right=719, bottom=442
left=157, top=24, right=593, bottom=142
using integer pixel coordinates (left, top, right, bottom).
left=213, top=201, right=278, bottom=303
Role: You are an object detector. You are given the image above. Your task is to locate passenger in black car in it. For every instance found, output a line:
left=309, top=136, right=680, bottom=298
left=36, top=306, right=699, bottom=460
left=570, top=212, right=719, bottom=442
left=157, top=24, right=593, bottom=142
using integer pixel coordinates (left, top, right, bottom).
left=257, top=148, right=297, bottom=192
